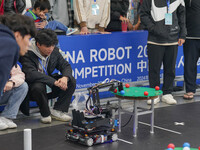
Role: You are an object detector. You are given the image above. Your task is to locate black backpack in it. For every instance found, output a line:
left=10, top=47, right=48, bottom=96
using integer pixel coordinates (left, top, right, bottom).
left=0, top=0, right=26, bottom=15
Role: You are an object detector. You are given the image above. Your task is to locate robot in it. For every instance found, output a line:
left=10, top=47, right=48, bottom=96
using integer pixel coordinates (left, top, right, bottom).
left=66, top=80, right=123, bottom=146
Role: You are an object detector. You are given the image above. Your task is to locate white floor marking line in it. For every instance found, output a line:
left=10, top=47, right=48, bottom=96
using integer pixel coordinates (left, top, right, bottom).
left=117, top=138, right=133, bottom=144
left=139, top=121, right=182, bottom=135
left=174, top=122, right=185, bottom=126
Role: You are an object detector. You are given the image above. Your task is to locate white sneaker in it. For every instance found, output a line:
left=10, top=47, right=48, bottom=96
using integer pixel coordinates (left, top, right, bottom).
left=51, top=109, right=72, bottom=122
left=162, top=94, right=177, bottom=105
left=66, top=28, right=78, bottom=36
left=147, top=97, right=160, bottom=105
left=1, top=117, right=17, bottom=128
left=41, top=116, right=52, bottom=124
left=0, top=118, right=8, bottom=130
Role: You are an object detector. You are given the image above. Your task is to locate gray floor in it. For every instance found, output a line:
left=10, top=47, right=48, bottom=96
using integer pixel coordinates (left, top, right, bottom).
left=0, top=93, right=199, bottom=136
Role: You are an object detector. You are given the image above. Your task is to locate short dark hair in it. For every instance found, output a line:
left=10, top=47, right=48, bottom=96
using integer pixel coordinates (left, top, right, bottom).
left=33, top=0, right=51, bottom=11
left=0, top=14, right=36, bottom=37
left=35, top=29, right=58, bottom=47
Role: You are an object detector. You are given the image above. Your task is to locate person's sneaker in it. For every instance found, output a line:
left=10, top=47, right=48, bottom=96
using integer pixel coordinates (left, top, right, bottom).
left=162, top=94, right=177, bottom=105
left=147, top=97, right=160, bottom=105
left=0, top=118, right=8, bottom=130
left=1, top=117, right=17, bottom=128
left=66, top=28, right=78, bottom=36
left=51, top=109, right=72, bottom=122
left=41, top=116, right=52, bottom=124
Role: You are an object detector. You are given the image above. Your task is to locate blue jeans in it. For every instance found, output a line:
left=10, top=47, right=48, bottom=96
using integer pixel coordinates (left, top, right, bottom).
left=0, top=82, right=28, bottom=119
left=45, top=20, right=68, bottom=32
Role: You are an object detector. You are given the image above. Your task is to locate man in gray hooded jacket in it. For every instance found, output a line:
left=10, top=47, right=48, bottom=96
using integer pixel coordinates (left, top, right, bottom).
left=20, top=29, right=76, bottom=124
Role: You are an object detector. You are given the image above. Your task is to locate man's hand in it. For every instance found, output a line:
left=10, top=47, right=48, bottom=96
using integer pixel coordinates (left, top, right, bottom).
left=3, top=81, right=14, bottom=92
left=54, top=80, right=67, bottom=90
left=120, top=16, right=129, bottom=23
left=178, top=39, right=185, bottom=46
left=94, top=30, right=111, bottom=34
left=39, top=13, right=47, bottom=20
left=35, top=22, right=47, bottom=29
left=54, top=80, right=60, bottom=87
left=80, top=26, right=90, bottom=35
left=99, top=31, right=111, bottom=34
left=54, top=77, right=69, bottom=91
left=134, top=16, right=141, bottom=31
left=133, top=22, right=140, bottom=30
left=128, top=22, right=134, bottom=30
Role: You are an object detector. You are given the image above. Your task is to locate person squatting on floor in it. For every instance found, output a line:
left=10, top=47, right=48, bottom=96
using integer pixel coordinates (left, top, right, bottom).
left=0, top=65, right=28, bottom=130
left=0, top=14, right=36, bottom=129
left=0, top=14, right=36, bottom=104
left=140, top=0, right=186, bottom=105
left=20, top=29, right=76, bottom=124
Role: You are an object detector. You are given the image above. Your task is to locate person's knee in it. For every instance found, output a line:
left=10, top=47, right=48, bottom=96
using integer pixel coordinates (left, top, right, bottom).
left=69, top=77, right=76, bottom=90
left=29, top=82, right=46, bottom=94
left=14, top=82, right=29, bottom=94
left=19, top=82, right=29, bottom=93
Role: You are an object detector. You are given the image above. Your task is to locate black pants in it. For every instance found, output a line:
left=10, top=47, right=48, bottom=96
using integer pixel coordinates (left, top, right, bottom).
left=28, top=76, right=76, bottom=117
left=184, top=39, right=200, bottom=93
left=147, top=44, right=178, bottom=95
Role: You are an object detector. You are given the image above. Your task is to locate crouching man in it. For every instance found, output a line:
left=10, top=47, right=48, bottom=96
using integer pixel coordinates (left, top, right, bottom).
left=20, top=29, right=76, bottom=124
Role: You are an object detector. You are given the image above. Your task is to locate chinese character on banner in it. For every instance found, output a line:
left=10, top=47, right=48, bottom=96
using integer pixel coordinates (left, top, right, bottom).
left=137, top=60, right=147, bottom=72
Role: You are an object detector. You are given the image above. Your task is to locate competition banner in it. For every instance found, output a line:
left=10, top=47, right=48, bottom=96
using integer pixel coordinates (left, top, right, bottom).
left=58, top=31, right=184, bottom=89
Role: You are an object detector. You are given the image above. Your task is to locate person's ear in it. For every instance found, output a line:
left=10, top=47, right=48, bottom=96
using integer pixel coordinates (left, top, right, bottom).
left=36, top=42, right=41, bottom=48
left=14, top=31, right=21, bottom=40
left=36, top=42, right=39, bottom=47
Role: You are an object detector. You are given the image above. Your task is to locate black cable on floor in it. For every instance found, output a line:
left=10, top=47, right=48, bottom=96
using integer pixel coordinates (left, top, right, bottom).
left=121, top=115, right=133, bottom=127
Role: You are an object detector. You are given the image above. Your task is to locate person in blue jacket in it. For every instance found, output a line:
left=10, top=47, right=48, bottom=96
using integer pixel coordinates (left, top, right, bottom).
left=24, top=0, right=77, bottom=35
left=0, top=14, right=36, bottom=99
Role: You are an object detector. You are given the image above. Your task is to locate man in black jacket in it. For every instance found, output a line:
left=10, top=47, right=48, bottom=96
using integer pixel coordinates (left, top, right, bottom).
left=183, top=0, right=200, bottom=100
left=20, top=29, right=76, bottom=124
left=3, top=0, right=26, bottom=14
left=140, top=0, right=186, bottom=105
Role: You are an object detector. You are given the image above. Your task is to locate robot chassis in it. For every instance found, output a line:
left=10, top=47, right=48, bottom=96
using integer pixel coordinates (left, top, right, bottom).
left=66, top=80, right=124, bottom=146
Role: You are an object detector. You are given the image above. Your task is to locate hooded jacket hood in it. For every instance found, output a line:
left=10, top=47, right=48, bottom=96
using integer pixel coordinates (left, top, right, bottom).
left=0, top=24, right=19, bottom=61
left=29, top=38, right=50, bottom=74
left=0, top=24, right=16, bottom=41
